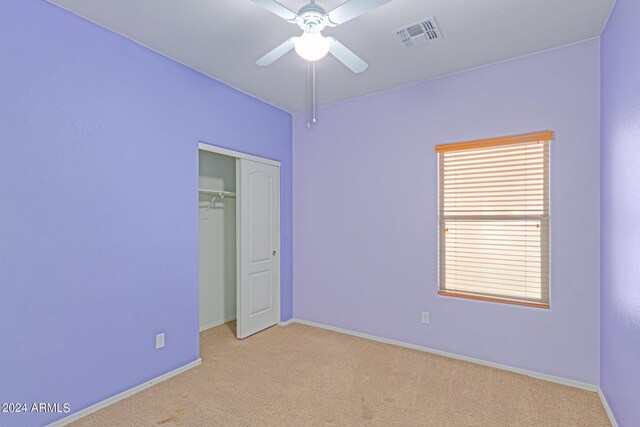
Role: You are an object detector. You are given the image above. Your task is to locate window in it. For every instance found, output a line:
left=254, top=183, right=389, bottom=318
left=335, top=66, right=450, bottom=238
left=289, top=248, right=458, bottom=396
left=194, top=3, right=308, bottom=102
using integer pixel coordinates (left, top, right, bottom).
left=436, top=131, right=552, bottom=308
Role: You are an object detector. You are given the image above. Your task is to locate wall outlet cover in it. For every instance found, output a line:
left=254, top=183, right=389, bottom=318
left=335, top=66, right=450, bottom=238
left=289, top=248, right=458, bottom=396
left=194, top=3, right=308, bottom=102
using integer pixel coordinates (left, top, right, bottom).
left=421, top=312, right=430, bottom=324
left=156, top=333, right=165, bottom=349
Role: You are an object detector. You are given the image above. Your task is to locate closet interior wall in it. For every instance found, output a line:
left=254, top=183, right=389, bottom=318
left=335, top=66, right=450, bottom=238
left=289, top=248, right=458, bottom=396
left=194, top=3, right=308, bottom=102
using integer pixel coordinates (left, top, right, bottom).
left=199, top=151, right=236, bottom=331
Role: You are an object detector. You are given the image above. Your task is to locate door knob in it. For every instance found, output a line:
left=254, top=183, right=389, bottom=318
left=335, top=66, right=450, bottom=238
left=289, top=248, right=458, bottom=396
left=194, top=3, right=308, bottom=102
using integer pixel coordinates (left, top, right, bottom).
left=272, top=250, right=277, bottom=256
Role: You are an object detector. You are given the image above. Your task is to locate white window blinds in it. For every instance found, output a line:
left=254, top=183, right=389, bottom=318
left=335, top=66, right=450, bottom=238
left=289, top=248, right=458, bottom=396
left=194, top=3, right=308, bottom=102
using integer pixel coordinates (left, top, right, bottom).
left=436, top=131, right=552, bottom=308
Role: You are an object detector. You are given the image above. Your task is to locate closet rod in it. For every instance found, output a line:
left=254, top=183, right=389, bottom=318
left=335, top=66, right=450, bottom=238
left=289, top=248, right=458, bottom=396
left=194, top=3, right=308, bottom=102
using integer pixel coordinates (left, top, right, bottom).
left=198, top=189, right=236, bottom=198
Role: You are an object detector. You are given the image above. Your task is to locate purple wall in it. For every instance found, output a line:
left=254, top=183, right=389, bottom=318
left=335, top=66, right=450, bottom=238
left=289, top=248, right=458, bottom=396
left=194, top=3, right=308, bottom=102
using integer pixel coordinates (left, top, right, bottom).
left=601, top=0, right=640, bottom=425
left=0, top=1, right=291, bottom=426
left=293, top=39, right=601, bottom=385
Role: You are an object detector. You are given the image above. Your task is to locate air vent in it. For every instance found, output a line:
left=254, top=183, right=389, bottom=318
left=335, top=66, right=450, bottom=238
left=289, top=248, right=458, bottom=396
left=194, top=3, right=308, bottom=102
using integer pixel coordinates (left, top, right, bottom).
left=393, top=17, right=442, bottom=50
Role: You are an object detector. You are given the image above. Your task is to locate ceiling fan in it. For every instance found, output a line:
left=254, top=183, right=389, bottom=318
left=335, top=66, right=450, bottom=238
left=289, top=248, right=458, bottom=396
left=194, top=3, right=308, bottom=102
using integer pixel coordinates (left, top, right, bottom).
left=252, top=0, right=391, bottom=73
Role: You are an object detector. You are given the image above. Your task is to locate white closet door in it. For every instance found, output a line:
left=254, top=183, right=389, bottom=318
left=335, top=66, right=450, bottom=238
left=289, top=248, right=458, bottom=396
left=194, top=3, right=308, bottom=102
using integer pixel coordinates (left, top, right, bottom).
left=236, top=158, right=280, bottom=339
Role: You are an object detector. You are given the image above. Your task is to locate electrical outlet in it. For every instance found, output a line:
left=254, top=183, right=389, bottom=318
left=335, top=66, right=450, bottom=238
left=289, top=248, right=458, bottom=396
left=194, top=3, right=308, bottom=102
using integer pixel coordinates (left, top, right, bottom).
left=421, top=312, right=430, bottom=324
left=156, top=333, right=165, bottom=349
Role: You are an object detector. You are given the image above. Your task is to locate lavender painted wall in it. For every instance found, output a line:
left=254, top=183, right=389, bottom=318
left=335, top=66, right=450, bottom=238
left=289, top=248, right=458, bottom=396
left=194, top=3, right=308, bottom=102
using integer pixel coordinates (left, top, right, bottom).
left=601, top=0, right=640, bottom=425
left=0, top=1, right=291, bottom=426
left=293, top=39, right=601, bottom=385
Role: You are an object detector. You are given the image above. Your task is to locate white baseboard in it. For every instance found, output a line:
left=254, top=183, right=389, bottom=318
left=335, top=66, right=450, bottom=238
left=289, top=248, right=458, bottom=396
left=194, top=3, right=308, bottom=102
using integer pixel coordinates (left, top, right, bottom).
left=200, top=315, right=236, bottom=332
left=290, top=318, right=598, bottom=392
left=47, top=358, right=202, bottom=427
left=598, top=388, right=619, bottom=427
left=47, top=321, right=604, bottom=426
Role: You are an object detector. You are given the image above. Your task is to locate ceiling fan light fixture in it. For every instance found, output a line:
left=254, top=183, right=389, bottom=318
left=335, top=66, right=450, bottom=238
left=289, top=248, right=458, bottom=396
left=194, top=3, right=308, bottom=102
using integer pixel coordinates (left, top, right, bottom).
left=294, top=31, right=331, bottom=61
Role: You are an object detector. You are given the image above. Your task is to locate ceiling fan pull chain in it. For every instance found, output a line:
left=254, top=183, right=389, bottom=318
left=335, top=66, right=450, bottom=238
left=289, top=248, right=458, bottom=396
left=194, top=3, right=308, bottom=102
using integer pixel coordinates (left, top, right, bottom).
left=307, top=60, right=311, bottom=128
left=313, top=60, right=317, bottom=124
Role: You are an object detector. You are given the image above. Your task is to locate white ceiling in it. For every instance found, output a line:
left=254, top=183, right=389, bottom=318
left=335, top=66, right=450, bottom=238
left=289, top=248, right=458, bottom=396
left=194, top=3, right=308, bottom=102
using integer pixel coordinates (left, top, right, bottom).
left=49, top=0, right=615, bottom=112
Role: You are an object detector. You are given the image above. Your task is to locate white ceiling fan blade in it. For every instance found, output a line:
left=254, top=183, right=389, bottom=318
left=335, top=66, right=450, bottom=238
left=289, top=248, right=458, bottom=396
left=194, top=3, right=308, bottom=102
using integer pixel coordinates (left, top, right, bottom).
left=328, top=38, right=368, bottom=73
left=251, top=0, right=298, bottom=21
left=256, top=37, right=298, bottom=66
left=326, top=0, right=391, bottom=26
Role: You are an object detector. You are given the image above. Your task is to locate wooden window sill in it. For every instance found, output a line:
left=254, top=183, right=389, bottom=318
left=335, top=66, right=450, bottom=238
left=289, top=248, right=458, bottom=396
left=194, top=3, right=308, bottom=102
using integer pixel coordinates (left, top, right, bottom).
left=438, top=291, right=550, bottom=309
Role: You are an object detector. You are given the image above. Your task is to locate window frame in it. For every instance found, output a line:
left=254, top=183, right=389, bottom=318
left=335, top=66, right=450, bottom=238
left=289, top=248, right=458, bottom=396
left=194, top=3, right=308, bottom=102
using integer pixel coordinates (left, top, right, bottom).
left=435, top=131, right=553, bottom=309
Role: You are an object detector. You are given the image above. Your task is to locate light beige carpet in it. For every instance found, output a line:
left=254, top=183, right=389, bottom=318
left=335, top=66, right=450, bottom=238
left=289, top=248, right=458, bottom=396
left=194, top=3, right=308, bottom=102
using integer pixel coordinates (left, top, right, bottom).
left=72, top=322, right=609, bottom=426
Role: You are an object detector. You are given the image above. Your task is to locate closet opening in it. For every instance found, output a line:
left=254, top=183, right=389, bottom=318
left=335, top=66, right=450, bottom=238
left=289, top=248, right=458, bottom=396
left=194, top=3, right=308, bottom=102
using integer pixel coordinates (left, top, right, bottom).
left=199, top=150, right=237, bottom=335
left=198, top=143, right=281, bottom=341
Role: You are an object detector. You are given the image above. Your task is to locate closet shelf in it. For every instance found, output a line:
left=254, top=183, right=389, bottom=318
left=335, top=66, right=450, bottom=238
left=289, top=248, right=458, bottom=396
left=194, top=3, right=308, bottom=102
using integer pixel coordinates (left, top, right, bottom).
left=198, top=189, right=236, bottom=198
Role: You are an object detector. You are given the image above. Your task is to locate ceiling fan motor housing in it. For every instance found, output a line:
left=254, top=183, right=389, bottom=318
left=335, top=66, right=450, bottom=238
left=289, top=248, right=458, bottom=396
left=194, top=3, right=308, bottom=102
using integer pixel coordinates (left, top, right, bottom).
left=297, top=2, right=328, bottom=31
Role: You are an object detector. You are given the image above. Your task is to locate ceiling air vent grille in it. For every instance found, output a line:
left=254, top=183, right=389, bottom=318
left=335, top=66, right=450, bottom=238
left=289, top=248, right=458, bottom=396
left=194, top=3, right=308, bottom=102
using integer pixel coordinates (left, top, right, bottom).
left=393, top=17, right=442, bottom=50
